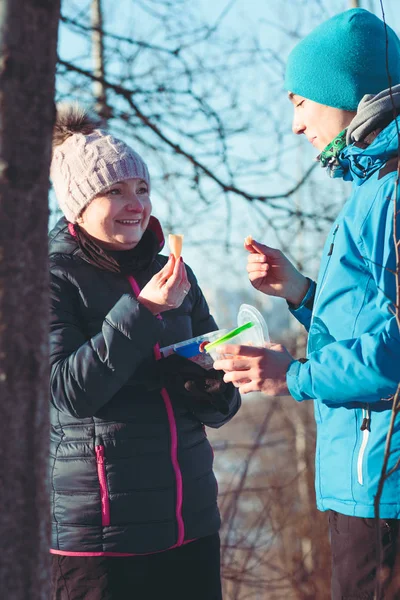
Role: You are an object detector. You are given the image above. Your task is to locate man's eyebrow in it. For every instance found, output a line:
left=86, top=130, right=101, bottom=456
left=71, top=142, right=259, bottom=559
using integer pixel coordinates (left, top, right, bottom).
left=288, top=92, right=296, bottom=102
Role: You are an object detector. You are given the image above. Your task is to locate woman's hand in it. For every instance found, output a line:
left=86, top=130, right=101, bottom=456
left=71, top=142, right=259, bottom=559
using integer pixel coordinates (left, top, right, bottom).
left=138, top=255, right=191, bottom=314
left=245, top=238, right=309, bottom=306
left=213, top=343, right=294, bottom=396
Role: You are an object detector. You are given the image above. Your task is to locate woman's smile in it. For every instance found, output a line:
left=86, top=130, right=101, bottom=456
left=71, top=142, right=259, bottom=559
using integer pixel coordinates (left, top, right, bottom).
left=115, top=218, right=142, bottom=226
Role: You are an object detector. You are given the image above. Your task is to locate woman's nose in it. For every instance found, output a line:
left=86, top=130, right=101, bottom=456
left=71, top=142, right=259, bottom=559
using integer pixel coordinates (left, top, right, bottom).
left=125, top=194, right=143, bottom=211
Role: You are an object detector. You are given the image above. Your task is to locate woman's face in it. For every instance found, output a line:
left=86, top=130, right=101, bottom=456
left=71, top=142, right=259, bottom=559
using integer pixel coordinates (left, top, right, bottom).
left=77, top=178, right=152, bottom=250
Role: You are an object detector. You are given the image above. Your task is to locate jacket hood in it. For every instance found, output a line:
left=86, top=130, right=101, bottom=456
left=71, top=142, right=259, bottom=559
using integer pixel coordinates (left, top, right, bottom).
left=339, top=116, right=400, bottom=184
left=49, top=215, right=165, bottom=257
left=346, top=84, right=400, bottom=145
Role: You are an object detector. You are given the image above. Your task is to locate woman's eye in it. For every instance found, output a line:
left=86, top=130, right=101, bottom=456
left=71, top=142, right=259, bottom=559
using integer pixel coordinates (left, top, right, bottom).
left=109, top=188, right=121, bottom=195
left=137, top=187, right=148, bottom=195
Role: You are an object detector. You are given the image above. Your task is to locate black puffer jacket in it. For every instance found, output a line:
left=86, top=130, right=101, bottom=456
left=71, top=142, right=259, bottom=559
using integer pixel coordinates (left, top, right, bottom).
left=49, top=217, right=241, bottom=555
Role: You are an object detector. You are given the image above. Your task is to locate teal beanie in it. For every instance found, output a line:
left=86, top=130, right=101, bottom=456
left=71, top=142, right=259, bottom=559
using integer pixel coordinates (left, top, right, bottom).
left=284, top=9, right=400, bottom=111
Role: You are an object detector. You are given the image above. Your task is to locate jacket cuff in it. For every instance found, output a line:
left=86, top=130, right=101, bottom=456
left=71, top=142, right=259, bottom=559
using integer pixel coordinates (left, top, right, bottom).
left=288, top=278, right=316, bottom=311
left=286, top=359, right=313, bottom=402
left=287, top=277, right=317, bottom=330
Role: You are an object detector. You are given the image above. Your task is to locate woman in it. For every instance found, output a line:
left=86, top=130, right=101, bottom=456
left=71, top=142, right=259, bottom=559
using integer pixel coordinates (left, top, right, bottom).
left=49, top=104, right=240, bottom=600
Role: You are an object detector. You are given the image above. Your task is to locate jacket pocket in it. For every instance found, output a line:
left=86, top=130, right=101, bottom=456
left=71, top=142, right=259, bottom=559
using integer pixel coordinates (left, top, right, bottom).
left=95, top=445, right=110, bottom=526
left=357, top=406, right=370, bottom=486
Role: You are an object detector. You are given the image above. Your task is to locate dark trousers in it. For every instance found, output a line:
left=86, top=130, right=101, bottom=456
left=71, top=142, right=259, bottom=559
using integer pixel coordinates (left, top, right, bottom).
left=329, top=510, right=400, bottom=600
left=51, top=533, right=222, bottom=600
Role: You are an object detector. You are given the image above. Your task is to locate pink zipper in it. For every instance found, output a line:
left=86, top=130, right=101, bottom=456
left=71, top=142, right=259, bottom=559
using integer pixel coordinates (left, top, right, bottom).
left=154, top=344, right=185, bottom=545
left=126, top=274, right=185, bottom=546
left=95, top=445, right=110, bottom=527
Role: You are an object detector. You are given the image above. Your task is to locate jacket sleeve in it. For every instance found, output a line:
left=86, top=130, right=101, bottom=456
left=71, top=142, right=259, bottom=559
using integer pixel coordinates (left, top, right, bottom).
left=287, top=178, right=400, bottom=404
left=184, top=265, right=241, bottom=427
left=50, top=272, right=164, bottom=418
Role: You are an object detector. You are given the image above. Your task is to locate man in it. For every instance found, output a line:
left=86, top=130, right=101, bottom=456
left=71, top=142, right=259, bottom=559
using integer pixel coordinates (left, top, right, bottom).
left=214, top=8, right=400, bottom=599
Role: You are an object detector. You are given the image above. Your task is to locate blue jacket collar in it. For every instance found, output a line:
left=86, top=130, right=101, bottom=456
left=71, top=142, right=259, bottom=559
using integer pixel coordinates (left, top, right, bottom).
left=338, top=117, right=400, bottom=184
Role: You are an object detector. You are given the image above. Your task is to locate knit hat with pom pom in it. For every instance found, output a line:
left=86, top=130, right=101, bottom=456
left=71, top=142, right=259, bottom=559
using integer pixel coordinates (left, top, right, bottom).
left=50, top=103, right=150, bottom=223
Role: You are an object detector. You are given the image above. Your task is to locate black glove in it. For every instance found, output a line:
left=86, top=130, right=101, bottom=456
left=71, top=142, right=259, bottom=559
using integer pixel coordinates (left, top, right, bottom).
left=156, top=353, right=233, bottom=415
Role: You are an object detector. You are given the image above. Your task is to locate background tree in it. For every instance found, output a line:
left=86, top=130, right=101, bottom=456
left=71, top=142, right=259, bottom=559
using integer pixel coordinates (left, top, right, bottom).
left=0, top=0, right=60, bottom=598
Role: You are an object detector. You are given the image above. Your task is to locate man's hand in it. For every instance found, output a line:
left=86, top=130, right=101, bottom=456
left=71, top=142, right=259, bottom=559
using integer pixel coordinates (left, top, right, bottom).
left=245, top=238, right=309, bottom=306
left=213, top=343, right=294, bottom=396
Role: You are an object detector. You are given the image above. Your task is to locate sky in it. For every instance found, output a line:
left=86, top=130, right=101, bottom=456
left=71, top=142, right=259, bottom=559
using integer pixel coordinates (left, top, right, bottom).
left=55, top=0, right=400, bottom=336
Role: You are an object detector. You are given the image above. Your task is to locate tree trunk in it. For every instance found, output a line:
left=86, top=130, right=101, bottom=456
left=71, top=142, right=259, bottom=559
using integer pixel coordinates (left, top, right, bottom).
left=0, top=1, right=60, bottom=598
left=92, top=0, right=111, bottom=123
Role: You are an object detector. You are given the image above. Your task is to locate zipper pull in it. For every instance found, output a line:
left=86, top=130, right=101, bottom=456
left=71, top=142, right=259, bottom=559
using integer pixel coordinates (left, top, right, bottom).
left=95, top=445, right=105, bottom=462
left=327, top=225, right=339, bottom=256
left=360, top=417, right=370, bottom=431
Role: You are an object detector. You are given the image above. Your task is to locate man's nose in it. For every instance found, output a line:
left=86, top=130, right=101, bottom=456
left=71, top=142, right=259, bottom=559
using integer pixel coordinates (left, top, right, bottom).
left=292, top=119, right=305, bottom=135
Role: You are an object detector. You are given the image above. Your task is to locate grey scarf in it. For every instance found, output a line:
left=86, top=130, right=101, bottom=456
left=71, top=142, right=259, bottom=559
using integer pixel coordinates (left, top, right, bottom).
left=346, top=84, right=400, bottom=145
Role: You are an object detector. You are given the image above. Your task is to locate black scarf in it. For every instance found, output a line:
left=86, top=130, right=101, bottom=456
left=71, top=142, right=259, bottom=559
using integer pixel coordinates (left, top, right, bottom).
left=72, top=224, right=160, bottom=274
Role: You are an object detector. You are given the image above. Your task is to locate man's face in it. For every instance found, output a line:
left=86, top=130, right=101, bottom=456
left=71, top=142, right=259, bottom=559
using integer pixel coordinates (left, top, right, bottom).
left=288, top=93, right=356, bottom=151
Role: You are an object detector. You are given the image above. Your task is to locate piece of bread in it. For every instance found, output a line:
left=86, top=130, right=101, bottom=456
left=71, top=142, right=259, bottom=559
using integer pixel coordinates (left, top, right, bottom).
left=244, top=235, right=253, bottom=246
left=169, top=234, right=184, bottom=259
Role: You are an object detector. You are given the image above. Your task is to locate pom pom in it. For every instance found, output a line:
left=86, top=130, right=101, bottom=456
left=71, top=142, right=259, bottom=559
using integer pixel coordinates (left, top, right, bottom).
left=53, top=102, right=101, bottom=148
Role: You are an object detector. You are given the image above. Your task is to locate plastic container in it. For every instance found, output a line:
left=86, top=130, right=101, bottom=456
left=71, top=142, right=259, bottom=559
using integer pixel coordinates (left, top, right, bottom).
left=205, top=304, right=269, bottom=360
left=159, top=329, right=228, bottom=370
left=237, top=304, right=270, bottom=346
left=159, top=304, right=269, bottom=367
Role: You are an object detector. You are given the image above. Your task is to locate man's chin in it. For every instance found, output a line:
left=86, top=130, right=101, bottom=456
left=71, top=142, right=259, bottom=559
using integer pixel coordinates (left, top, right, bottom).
left=310, top=137, right=321, bottom=149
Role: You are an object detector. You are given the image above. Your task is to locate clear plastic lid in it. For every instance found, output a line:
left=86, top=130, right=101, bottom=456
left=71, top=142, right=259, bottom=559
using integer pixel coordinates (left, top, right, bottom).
left=237, top=304, right=269, bottom=345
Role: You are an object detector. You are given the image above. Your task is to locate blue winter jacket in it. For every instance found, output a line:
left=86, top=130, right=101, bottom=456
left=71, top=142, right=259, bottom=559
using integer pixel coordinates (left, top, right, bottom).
left=286, top=118, right=400, bottom=518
